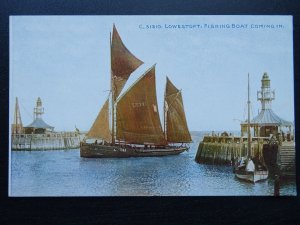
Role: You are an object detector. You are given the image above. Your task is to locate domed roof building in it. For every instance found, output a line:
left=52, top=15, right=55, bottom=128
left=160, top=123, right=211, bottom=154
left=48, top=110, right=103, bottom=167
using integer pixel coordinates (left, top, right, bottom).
left=241, top=73, right=293, bottom=138
left=24, top=97, right=54, bottom=134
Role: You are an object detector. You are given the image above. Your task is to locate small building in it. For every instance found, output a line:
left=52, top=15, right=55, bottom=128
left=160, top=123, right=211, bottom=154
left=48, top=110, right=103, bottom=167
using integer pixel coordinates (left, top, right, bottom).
left=11, top=97, right=84, bottom=150
left=24, top=97, right=54, bottom=134
left=241, top=73, right=293, bottom=139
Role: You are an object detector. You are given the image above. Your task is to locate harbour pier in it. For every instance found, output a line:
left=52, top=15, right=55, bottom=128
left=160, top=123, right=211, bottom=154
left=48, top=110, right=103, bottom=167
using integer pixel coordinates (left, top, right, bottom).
left=195, top=134, right=295, bottom=177
left=12, top=132, right=84, bottom=150
left=11, top=97, right=84, bottom=150
left=195, top=135, right=269, bottom=165
left=195, top=73, right=295, bottom=177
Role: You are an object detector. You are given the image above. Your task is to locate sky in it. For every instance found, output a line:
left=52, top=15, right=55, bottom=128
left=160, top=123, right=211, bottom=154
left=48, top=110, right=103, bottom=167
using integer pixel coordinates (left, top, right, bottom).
left=10, top=16, right=294, bottom=132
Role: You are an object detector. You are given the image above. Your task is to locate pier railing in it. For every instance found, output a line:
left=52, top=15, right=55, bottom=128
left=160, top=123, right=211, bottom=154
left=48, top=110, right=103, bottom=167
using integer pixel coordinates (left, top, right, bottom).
left=202, top=134, right=294, bottom=144
left=202, top=135, right=271, bottom=144
left=12, top=132, right=81, bottom=139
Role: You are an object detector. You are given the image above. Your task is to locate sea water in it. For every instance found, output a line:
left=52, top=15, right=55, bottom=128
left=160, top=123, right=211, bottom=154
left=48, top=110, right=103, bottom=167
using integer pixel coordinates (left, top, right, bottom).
left=10, top=132, right=296, bottom=196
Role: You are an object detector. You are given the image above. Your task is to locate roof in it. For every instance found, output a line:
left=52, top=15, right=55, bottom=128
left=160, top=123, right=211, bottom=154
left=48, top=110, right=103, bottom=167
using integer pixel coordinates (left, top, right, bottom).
left=262, top=72, right=269, bottom=80
left=25, top=118, right=54, bottom=129
left=241, top=109, right=293, bottom=126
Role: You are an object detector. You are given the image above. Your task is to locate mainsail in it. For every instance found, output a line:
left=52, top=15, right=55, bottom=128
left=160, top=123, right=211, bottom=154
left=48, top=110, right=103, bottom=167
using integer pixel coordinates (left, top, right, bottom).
left=86, top=25, right=191, bottom=147
left=116, top=65, right=166, bottom=145
left=86, top=99, right=111, bottom=142
left=111, top=24, right=144, bottom=100
left=165, top=77, right=192, bottom=143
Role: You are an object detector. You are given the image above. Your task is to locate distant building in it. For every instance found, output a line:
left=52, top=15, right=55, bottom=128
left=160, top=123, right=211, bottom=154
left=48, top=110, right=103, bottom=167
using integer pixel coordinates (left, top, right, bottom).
left=24, top=97, right=54, bottom=134
left=11, top=97, right=84, bottom=150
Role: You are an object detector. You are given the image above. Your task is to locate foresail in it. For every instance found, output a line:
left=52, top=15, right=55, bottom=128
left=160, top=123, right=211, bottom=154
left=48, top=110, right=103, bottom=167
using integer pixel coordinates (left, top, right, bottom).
left=87, top=99, right=112, bottom=142
left=111, top=25, right=143, bottom=100
left=116, top=65, right=165, bottom=145
left=165, top=77, right=192, bottom=143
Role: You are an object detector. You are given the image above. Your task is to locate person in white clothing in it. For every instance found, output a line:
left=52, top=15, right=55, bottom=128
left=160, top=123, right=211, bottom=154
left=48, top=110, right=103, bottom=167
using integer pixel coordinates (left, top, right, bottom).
left=246, top=159, right=255, bottom=172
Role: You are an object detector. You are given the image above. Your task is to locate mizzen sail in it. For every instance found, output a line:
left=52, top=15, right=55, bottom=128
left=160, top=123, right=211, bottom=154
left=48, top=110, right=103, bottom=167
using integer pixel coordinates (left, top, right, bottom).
left=87, top=99, right=112, bottom=142
left=116, top=65, right=165, bottom=145
left=165, top=77, right=192, bottom=143
left=111, top=25, right=144, bottom=100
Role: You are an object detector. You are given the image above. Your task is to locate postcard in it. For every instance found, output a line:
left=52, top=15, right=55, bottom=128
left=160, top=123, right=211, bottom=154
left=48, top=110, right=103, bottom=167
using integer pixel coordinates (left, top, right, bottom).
left=9, top=15, right=296, bottom=196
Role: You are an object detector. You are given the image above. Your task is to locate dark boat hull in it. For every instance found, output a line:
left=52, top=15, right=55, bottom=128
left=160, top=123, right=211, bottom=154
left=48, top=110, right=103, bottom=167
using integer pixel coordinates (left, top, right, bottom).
left=80, top=143, right=188, bottom=158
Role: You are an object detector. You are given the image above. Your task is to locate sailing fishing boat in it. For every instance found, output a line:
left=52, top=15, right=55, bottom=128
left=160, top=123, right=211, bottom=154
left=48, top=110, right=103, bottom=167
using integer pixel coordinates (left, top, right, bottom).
left=233, top=74, right=268, bottom=183
left=80, top=25, right=192, bottom=158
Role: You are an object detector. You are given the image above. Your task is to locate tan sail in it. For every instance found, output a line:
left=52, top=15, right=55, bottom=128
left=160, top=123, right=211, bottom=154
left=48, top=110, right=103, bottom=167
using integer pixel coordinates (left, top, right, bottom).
left=111, top=24, right=143, bottom=100
left=11, top=97, right=23, bottom=134
left=116, top=65, right=166, bottom=145
left=87, top=99, right=112, bottom=142
left=165, top=77, right=192, bottom=143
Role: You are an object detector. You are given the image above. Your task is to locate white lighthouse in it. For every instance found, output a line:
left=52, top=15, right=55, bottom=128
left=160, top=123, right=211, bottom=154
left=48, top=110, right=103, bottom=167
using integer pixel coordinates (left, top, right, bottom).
left=24, top=97, right=54, bottom=134
left=34, top=97, right=44, bottom=119
left=257, top=72, right=275, bottom=110
left=241, top=73, right=293, bottom=138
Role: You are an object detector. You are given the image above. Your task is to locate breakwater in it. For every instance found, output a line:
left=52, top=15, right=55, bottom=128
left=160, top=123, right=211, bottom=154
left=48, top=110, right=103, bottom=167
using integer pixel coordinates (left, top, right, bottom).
left=195, top=135, right=270, bottom=165
left=195, top=135, right=295, bottom=177
left=11, top=132, right=85, bottom=150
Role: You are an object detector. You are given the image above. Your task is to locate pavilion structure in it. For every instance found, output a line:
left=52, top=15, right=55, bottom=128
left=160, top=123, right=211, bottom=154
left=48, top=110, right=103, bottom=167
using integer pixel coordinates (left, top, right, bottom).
left=24, top=97, right=54, bottom=134
left=241, top=73, right=293, bottom=139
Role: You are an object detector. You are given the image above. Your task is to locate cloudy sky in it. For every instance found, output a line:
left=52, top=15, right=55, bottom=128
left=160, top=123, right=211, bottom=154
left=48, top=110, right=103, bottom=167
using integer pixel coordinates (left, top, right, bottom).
left=10, top=15, right=294, bottom=132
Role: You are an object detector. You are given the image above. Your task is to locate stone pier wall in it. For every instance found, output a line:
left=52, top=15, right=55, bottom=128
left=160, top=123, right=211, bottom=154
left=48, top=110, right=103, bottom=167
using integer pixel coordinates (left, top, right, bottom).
left=195, top=136, right=268, bottom=165
left=11, top=132, right=85, bottom=150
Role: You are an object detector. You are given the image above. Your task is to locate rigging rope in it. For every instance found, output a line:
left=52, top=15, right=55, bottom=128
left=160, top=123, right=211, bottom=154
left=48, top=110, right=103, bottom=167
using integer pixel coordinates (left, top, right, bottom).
left=19, top=98, right=33, bottom=121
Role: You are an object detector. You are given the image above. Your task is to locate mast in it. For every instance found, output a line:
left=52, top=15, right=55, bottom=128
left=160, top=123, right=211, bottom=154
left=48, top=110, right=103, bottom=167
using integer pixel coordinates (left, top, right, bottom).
left=247, top=73, right=251, bottom=157
left=15, top=97, right=18, bottom=133
left=110, top=31, right=115, bottom=145
left=12, top=97, right=24, bottom=134
left=164, top=77, right=167, bottom=140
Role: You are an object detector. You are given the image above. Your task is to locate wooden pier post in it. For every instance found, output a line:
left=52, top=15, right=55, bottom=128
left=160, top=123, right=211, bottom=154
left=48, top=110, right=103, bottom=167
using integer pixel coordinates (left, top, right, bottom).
left=274, top=175, right=280, bottom=196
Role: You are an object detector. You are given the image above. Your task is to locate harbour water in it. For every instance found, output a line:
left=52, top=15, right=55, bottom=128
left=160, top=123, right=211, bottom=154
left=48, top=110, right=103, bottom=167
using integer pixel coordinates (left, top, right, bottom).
left=10, top=132, right=296, bottom=196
